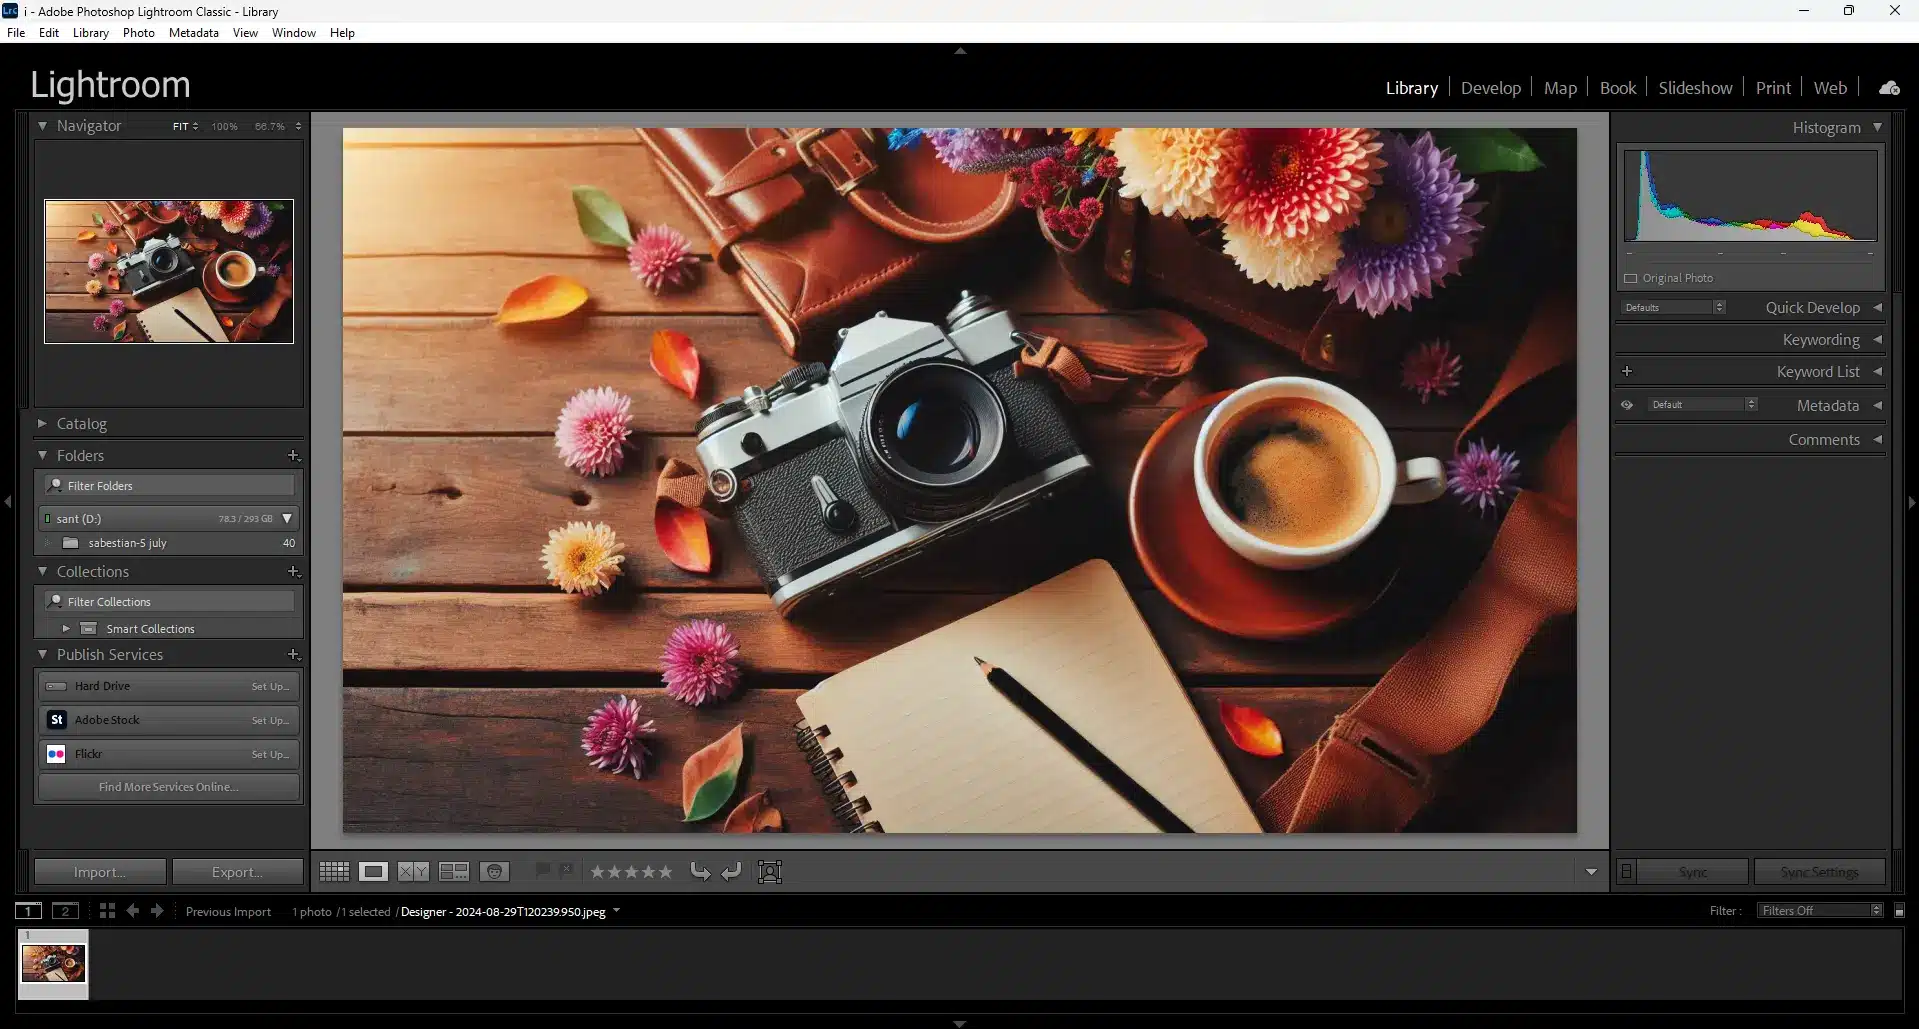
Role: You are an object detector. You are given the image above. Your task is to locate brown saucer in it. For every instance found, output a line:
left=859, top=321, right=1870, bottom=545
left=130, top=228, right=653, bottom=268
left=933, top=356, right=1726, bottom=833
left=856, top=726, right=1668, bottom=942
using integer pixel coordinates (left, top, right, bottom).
left=1128, top=392, right=1398, bottom=640
left=202, top=260, right=248, bottom=305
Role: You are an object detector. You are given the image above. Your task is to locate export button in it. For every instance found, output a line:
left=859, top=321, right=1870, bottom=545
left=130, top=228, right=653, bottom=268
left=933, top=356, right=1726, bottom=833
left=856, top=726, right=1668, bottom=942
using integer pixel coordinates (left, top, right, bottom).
left=171, top=858, right=305, bottom=886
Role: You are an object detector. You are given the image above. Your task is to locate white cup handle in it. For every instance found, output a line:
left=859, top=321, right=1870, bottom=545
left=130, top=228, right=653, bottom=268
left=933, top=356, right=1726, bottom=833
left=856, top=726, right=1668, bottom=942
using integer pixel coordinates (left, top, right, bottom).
left=1392, top=456, right=1447, bottom=505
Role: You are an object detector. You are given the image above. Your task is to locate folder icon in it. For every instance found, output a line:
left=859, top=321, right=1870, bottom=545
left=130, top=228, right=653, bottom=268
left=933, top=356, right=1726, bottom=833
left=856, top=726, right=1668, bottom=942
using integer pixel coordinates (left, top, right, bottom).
left=61, top=537, right=79, bottom=550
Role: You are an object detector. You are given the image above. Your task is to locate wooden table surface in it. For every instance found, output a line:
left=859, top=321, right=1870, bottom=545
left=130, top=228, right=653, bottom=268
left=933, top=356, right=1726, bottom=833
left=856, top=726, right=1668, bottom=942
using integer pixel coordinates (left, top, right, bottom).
left=339, top=128, right=1575, bottom=835
left=44, top=201, right=290, bottom=342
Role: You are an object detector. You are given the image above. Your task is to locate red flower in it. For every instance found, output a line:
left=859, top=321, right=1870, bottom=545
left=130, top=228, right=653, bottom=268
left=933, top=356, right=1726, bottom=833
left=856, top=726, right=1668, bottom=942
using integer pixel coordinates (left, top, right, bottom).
left=1094, top=154, right=1121, bottom=179
left=1077, top=196, right=1104, bottom=220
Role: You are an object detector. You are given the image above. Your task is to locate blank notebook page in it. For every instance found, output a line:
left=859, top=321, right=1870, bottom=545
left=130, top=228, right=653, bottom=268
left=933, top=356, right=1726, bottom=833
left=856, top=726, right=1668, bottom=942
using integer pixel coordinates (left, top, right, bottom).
left=796, top=559, right=1261, bottom=833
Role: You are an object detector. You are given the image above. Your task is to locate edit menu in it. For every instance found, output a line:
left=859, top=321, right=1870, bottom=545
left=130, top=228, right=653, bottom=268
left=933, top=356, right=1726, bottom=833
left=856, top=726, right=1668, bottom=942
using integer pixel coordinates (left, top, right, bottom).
left=1608, top=111, right=1900, bottom=885
left=18, top=114, right=310, bottom=887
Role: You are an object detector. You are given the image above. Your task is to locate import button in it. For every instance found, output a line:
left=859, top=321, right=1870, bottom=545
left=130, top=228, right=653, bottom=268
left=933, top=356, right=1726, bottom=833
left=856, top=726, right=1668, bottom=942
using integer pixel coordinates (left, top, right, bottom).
left=1634, top=858, right=1750, bottom=886
left=34, top=857, right=168, bottom=886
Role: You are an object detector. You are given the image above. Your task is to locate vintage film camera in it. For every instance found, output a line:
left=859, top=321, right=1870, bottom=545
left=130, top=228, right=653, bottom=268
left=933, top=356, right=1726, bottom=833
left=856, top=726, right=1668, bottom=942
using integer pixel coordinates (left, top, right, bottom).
left=115, top=235, right=197, bottom=300
left=695, top=292, right=1092, bottom=615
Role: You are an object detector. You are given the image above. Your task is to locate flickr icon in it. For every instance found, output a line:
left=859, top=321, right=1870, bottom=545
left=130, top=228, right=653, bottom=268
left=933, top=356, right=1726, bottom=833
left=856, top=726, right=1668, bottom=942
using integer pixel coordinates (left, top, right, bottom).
left=45, top=744, right=67, bottom=765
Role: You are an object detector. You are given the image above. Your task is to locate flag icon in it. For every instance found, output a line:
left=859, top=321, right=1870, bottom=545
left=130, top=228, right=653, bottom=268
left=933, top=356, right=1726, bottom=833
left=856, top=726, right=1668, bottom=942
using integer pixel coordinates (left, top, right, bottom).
left=46, top=744, right=67, bottom=764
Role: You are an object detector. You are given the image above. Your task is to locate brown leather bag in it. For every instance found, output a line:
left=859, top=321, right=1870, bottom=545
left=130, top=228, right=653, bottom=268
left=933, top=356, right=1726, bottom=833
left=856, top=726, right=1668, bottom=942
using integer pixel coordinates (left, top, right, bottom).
left=1047, top=194, right=1375, bottom=378
left=639, top=128, right=1020, bottom=359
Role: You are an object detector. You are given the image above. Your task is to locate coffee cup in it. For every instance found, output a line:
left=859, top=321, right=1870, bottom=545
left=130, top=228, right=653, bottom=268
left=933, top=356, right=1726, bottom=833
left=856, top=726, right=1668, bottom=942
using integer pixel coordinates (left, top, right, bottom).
left=1193, top=377, right=1445, bottom=571
left=215, top=250, right=256, bottom=291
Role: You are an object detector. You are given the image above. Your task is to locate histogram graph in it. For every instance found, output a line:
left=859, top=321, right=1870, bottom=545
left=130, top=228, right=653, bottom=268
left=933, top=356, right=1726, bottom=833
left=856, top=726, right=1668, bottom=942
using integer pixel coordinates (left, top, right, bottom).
left=1626, top=149, right=1878, bottom=243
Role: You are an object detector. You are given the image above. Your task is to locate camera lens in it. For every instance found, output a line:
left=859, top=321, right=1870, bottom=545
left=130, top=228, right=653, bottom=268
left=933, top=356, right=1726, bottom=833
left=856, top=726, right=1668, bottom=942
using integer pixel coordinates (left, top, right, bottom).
left=148, top=248, right=180, bottom=274
left=860, top=360, right=1007, bottom=523
left=889, top=394, right=978, bottom=473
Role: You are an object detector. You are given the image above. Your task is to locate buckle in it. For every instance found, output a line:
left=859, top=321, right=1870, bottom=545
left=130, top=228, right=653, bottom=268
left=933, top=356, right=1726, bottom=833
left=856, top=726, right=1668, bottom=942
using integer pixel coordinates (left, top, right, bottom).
left=793, top=128, right=879, bottom=195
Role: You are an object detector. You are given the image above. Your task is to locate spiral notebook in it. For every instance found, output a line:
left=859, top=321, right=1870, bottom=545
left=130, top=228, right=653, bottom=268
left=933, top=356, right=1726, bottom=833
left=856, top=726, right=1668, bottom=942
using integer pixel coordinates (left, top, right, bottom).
left=794, top=560, right=1261, bottom=833
left=133, top=288, right=226, bottom=343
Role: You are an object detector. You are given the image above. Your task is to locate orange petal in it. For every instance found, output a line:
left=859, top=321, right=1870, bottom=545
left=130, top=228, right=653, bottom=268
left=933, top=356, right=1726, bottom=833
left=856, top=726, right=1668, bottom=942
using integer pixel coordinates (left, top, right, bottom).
left=494, top=274, right=589, bottom=324
left=110, top=321, right=129, bottom=341
left=654, top=498, right=713, bottom=574
left=76, top=230, right=97, bottom=241
left=649, top=328, right=702, bottom=399
left=1219, top=700, right=1284, bottom=757
left=721, top=790, right=785, bottom=833
left=105, top=242, right=120, bottom=256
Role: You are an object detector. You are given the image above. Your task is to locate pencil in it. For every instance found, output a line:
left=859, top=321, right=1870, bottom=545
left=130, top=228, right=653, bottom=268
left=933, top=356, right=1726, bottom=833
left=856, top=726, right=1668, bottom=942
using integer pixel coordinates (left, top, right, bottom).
left=973, top=656, right=1194, bottom=833
left=175, top=308, right=218, bottom=343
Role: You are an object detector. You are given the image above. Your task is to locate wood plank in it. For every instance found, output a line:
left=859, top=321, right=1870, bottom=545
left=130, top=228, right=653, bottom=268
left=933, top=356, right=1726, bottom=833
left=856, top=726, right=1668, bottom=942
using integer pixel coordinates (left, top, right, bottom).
left=340, top=246, right=1101, bottom=317
left=43, top=201, right=117, bottom=227
left=341, top=588, right=1572, bottom=682
left=343, top=313, right=1477, bottom=434
left=343, top=254, right=753, bottom=316
left=340, top=684, right=1367, bottom=833
left=344, top=127, right=646, bottom=147
left=343, top=145, right=692, bottom=257
left=340, top=425, right=1460, bottom=590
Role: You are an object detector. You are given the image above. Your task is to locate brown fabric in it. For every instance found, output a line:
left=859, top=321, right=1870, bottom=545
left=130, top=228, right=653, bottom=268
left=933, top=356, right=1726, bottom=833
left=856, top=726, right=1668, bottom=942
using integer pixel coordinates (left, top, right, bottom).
left=639, top=127, right=1019, bottom=358
left=1255, top=294, right=1578, bottom=833
left=655, top=457, right=710, bottom=512
left=1048, top=196, right=1369, bottom=377
left=1012, top=310, right=1208, bottom=404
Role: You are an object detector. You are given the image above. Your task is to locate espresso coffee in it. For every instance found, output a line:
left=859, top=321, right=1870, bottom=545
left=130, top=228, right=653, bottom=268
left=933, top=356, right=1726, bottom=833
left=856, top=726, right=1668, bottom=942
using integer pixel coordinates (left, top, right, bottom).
left=220, top=258, right=249, bottom=285
left=1216, top=397, right=1379, bottom=549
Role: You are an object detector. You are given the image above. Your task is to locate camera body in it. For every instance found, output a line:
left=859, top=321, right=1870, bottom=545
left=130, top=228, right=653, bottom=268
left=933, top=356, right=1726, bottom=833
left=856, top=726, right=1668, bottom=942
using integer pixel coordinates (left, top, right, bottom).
left=116, top=236, right=197, bottom=300
left=696, top=292, right=1091, bottom=615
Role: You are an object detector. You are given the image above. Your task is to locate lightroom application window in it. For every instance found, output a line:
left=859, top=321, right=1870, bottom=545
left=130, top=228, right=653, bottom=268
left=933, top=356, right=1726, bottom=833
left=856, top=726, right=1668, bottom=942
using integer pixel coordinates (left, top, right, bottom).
left=7, top=11, right=1910, bottom=1017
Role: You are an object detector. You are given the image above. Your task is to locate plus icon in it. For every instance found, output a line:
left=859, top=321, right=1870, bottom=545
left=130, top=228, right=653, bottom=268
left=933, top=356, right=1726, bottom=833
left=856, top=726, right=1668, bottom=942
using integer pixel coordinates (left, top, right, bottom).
left=1619, top=365, right=1634, bottom=377
left=287, top=566, right=303, bottom=579
left=286, top=648, right=302, bottom=662
left=286, top=449, right=303, bottom=463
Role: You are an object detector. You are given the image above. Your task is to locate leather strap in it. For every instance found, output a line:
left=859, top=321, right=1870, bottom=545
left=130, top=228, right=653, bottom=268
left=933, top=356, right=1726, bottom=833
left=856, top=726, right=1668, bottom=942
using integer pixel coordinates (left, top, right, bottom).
left=706, top=128, right=1018, bottom=245
left=1255, top=294, right=1578, bottom=833
left=1012, top=310, right=1209, bottom=404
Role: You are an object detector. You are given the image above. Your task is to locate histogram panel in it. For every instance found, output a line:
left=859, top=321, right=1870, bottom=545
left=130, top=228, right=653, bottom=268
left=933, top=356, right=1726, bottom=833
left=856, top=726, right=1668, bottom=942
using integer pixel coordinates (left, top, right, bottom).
left=1627, top=149, right=1878, bottom=242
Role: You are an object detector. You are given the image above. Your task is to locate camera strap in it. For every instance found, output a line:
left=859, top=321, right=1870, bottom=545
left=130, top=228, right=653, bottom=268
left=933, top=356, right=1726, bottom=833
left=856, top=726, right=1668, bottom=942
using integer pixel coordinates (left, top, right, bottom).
left=1011, top=310, right=1209, bottom=404
left=1255, top=293, right=1578, bottom=833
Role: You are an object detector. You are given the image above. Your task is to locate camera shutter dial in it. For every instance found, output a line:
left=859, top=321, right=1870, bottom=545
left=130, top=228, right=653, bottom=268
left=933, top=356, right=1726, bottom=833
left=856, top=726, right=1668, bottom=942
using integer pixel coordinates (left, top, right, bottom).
left=810, top=475, right=859, bottom=535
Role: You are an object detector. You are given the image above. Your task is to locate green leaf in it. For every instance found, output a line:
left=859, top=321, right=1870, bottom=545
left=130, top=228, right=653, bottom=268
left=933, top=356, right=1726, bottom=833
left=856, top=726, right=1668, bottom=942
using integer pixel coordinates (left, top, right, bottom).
left=1431, top=128, right=1543, bottom=175
left=92, top=212, right=104, bottom=226
left=683, top=768, right=740, bottom=823
left=681, top=723, right=746, bottom=822
left=571, top=185, right=633, bottom=247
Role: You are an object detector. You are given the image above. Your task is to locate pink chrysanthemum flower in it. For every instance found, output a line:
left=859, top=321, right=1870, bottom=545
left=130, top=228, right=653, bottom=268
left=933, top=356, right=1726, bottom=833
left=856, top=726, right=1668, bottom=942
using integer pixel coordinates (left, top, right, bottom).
left=1214, top=128, right=1385, bottom=242
left=580, top=694, right=657, bottom=778
left=627, top=225, right=698, bottom=293
left=554, top=386, right=633, bottom=477
left=87, top=252, right=106, bottom=272
left=108, top=299, right=127, bottom=317
left=1447, top=440, right=1521, bottom=515
left=661, top=618, right=742, bottom=706
left=92, top=315, right=110, bottom=331
left=1401, top=340, right=1464, bottom=403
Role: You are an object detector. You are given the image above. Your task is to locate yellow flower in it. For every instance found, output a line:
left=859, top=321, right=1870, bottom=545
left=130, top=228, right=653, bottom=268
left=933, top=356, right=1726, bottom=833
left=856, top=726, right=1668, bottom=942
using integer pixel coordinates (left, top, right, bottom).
left=1065, top=128, right=1119, bottom=148
left=1110, top=128, right=1231, bottom=218
left=541, top=521, right=625, bottom=596
left=85, top=279, right=104, bottom=296
left=1222, top=221, right=1343, bottom=290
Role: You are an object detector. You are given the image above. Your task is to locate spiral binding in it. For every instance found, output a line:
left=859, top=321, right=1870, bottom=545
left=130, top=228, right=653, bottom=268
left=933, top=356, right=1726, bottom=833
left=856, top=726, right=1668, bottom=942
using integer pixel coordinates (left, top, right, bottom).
left=794, top=719, right=883, bottom=833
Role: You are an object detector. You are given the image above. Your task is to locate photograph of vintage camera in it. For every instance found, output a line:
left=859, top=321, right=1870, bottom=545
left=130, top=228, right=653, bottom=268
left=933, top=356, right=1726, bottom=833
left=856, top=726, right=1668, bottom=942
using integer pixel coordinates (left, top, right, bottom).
left=696, top=293, right=1092, bottom=614
left=117, top=235, right=196, bottom=299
